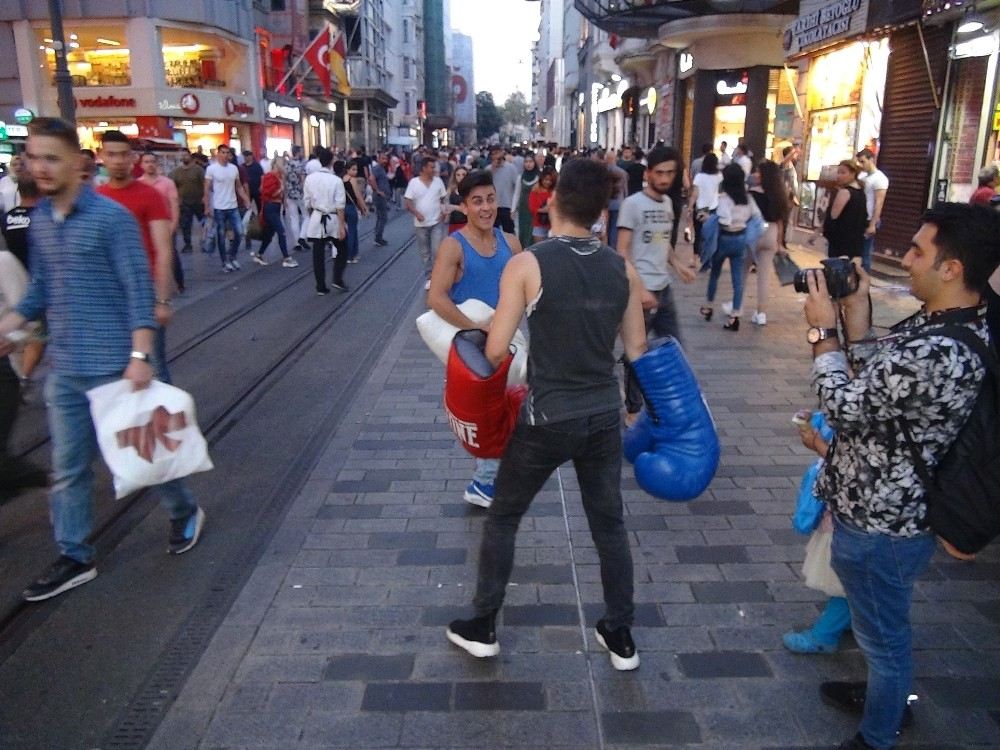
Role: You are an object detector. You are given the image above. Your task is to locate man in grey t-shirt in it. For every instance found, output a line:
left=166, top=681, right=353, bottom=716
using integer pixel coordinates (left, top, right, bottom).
left=616, top=145, right=695, bottom=423
left=487, top=145, right=519, bottom=234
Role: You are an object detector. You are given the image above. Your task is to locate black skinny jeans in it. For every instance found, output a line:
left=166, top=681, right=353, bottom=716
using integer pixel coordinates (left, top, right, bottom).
left=473, top=409, right=635, bottom=629
left=311, top=236, right=348, bottom=291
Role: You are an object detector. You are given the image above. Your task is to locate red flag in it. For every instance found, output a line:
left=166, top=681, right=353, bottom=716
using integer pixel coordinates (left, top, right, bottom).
left=329, top=30, right=351, bottom=96
left=303, top=25, right=332, bottom=97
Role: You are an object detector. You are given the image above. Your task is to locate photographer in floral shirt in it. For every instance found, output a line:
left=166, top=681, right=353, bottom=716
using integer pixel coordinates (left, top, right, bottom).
left=802, top=203, right=1000, bottom=750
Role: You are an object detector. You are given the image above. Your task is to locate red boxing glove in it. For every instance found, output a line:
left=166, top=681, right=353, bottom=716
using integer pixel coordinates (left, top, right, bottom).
left=444, top=330, right=528, bottom=458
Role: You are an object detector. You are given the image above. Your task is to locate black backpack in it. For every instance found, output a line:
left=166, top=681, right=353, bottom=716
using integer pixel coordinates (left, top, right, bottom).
left=898, top=322, right=1000, bottom=555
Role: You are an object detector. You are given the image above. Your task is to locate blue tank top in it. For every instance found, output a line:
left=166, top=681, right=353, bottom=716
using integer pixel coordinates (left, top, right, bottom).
left=447, top=228, right=513, bottom=308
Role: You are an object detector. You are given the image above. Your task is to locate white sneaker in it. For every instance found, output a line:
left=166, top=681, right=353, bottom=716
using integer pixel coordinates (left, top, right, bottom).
left=751, top=312, right=767, bottom=326
left=282, top=257, right=299, bottom=268
left=223, top=262, right=235, bottom=272
left=231, top=259, right=242, bottom=270
left=252, top=253, right=268, bottom=266
left=424, top=280, right=431, bottom=291
left=722, top=301, right=733, bottom=316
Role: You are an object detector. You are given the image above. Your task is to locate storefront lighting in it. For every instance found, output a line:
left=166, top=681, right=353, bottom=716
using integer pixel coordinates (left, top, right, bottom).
left=163, top=44, right=211, bottom=54
left=958, top=9, right=986, bottom=33
left=96, top=38, right=121, bottom=46
left=69, top=33, right=77, bottom=40
left=611, top=73, right=622, bottom=82
left=87, top=48, right=130, bottom=56
left=309, top=115, right=320, bottom=127
left=327, top=102, right=337, bottom=112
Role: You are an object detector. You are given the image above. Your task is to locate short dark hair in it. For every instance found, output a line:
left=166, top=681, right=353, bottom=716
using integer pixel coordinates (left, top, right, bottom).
left=701, top=153, right=719, bottom=174
left=923, top=202, right=1000, bottom=295
left=318, top=147, right=333, bottom=167
left=419, top=156, right=436, bottom=171
left=701, top=143, right=713, bottom=155
left=856, top=148, right=876, bottom=161
left=27, top=117, right=80, bottom=150
left=80, top=148, right=96, bottom=160
left=645, top=146, right=680, bottom=172
left=457, top=169, right=494, bottom=201
left=100, top=129, right=131, bottom=146
left=553, top=158, right=611, bottom=229
left=140, top=150, right=157, bottom=161
left=17, top=174, right=39, bottom=200
left=332, top=159, right=346, bottom=177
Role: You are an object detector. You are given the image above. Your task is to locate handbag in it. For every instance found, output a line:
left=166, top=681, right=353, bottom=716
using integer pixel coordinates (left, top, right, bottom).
left=244, top=205, right=264, bottom=241
left=773, top=252, right=800, bottom=286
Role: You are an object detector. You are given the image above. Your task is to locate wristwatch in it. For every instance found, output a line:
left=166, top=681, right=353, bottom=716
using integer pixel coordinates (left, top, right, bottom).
left=806, top=327, right=838, bottom=345
left=130, top=350, right=151, bottom=363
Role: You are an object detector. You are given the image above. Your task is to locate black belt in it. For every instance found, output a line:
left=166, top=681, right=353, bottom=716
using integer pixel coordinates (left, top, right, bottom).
left=720, top=228, right=746, bottom=235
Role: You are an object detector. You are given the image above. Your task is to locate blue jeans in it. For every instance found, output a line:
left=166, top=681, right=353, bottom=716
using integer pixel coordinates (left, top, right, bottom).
left=345, top=202, right=360, bottom=260
left=831, top=517, right=936, bottom=749
left=861, top=221, right=880, bottom=272
left=153, top=325, right=171, bottom=386
left=810, top=595, right=851, bottom=645
left=374, top=195, right=389, bottom=242
left=706, top=231, right=747, bottom=314
left=413, top=223, right=447, bottom=280
left=472, top=458, right=499, bottom=486
left=473, top=410, right=634, bottom=628
left=45, top=373, right=197, bottom=564
left=214, top=208, right=243, bottom=264
left=259, top=202, right=289, bottom=258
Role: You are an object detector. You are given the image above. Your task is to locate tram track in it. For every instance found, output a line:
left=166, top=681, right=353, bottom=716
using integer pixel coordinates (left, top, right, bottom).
left=0, top=231, right=417, bottom=644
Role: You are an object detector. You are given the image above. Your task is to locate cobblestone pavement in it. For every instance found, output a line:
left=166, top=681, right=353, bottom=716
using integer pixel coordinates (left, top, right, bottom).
left=149, top=242, right=1000, bottom=749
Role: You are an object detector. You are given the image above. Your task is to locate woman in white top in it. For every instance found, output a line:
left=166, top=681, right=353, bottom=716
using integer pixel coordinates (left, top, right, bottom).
left=701, top=163, right=761, bottom=331
left=687, top=152, right=722, bottom=261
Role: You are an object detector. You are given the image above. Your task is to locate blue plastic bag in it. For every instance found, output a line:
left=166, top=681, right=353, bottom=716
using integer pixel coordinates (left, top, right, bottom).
left=793, top=459, right=825, bottom=534
left=792, top=411, right=834, bottom=535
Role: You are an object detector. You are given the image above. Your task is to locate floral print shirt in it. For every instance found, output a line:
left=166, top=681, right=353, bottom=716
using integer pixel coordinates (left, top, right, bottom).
left=812, top=310, right=989, bottom=537
left=284, top=158, right=306, bottom=201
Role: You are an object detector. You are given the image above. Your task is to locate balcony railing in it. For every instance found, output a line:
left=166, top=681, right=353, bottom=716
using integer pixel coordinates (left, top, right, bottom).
left=574, top=0, right=799, bottom=38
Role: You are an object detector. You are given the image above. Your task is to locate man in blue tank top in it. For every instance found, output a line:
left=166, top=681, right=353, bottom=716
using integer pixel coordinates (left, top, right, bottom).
left=427, top=170, right=522, bottom=508
left=446, top=159, right=650, bottom=671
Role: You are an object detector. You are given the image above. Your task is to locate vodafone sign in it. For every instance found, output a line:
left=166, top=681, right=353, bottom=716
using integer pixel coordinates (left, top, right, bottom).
left=225, top=97, right=255, bottom=117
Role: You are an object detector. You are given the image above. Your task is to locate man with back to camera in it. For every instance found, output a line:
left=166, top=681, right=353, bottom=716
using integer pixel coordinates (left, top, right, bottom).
left=426, top=169, right=523, bottom=510
left=302, top=147, right=347, bottom=295
left=445, top=157, right=649, bottom=672
left=618, top=145, right=646, bottom=196
left=855, top=148, right=888, bottom=273
left=803, top=203, right=1000, bottom=750
left=368, top=151, right=392, bottom=246
left=405, top=156, right=448, bottom=290
left=616, top=146, right=696, bottom=425
left=204, top=143, right=250, bottom=273
left=0, top=118, right=205, bottom=602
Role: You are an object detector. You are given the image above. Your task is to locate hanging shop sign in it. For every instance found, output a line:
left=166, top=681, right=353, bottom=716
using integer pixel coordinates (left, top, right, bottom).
left=266, top=101, right=301, bottom=122
left=715, top=70, right=749, bottom=106
left=14, top=108, right=35, bottom=125
left=784, top=0, right=870, bottom=57
left=225, top=97, right=255, bottom=117
left=678, top=51, right=694, bottom=75
left=641, top=87, right=657, bottom=115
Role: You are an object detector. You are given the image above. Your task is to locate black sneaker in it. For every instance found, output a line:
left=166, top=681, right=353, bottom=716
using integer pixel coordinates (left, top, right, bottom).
left=836, top=732, right=877, bottom=750
left=446, top=610, right=499, bottom=657
left=375, top=239, right=388, bottom=247
left=23, top=556, right=97, bottom=602
left=595, top=618, right=640, bottom=670
left=821, top=681, right=914, bottom=729
left=168, top=506, right=205, bottom=555
left=316, top=288, right=330, bottom=296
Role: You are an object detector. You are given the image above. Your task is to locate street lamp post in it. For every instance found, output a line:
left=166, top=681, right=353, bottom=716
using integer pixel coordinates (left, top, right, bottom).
left=48, top=0, right=76, bottom=124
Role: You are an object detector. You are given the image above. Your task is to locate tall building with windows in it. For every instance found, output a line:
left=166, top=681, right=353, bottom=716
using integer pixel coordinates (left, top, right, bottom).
left=385, top=0, right=426, bottom=147
left=451, top=31, right=476, bottom=145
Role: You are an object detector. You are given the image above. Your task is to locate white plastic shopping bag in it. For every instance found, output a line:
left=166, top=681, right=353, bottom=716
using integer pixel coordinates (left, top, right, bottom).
left=87, top=379, right=214, bottom=499
left=416, top=299, right=528, bottom=385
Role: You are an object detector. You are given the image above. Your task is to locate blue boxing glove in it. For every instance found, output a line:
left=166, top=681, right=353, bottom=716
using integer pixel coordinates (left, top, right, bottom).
left=623, top=338, right=720, bottom=501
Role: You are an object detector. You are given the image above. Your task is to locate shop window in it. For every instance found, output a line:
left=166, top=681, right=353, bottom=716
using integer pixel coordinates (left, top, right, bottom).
left=160, top=26, right=250, bottom=91
left=36, top=25, right=131, bottom=87
left=766, top=67, right=799, bottom=162
left=403, top=19, right=410, bottom=44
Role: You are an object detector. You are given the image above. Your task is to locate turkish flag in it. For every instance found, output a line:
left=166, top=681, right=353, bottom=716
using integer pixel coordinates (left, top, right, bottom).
left=303, top=25, right=332, bottom=97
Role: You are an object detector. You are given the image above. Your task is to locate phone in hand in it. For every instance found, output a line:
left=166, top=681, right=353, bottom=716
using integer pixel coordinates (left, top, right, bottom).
left=791, top=409, right=811, bottom=427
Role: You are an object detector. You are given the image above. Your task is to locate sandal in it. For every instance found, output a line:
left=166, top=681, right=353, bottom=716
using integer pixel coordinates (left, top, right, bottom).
left=699, top=306, right=713, bottom=321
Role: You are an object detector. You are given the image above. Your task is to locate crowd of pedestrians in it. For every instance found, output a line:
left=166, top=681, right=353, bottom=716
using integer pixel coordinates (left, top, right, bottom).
left=1, top=117, right=999, bottom=750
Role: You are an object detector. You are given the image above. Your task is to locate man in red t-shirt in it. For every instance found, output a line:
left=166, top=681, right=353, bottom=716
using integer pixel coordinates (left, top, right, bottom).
left=97, top=131, right=176, bottom=382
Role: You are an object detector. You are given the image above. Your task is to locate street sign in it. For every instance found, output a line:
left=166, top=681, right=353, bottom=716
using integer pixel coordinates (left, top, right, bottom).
left=13, top=108, right=34, bottom=125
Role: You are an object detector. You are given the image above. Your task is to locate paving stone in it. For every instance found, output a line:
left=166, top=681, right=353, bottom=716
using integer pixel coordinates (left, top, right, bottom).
left=323, top=654, right=416, bottom=681
left=583, top=601, right=665, bottom=627
left=676, top=650, right=774, bottom=678
left=330, top=479, right=394, bottom=493
left=601, top=710, right=702, bottom=745
left=509, top=564, right=574, bottom=584
left=397, top=548, right=468, bottom=565
left=361, top=681, right=452, bottom=711
left=691, top=581, right=774, bottom=604
left=503, top=604, right=579, bottom=626
left=973, top=600, right=1000, bottom=623
left=453, top=681, right=546, bottom=711
left=675, top=545, right=749, bottom=564
left=367, top=531, right=438, bottom=549
left=315, top=504, right=382, bottom=519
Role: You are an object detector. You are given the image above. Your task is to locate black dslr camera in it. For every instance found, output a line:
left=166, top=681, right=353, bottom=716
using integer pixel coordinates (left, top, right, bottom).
left=793, top=257, right=860, bottom=300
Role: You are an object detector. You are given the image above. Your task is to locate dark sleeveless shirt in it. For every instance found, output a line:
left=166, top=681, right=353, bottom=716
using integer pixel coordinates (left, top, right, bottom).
left=524, top=235, right=629, bottom=425
left=823, top=185, right=867, bottom=258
